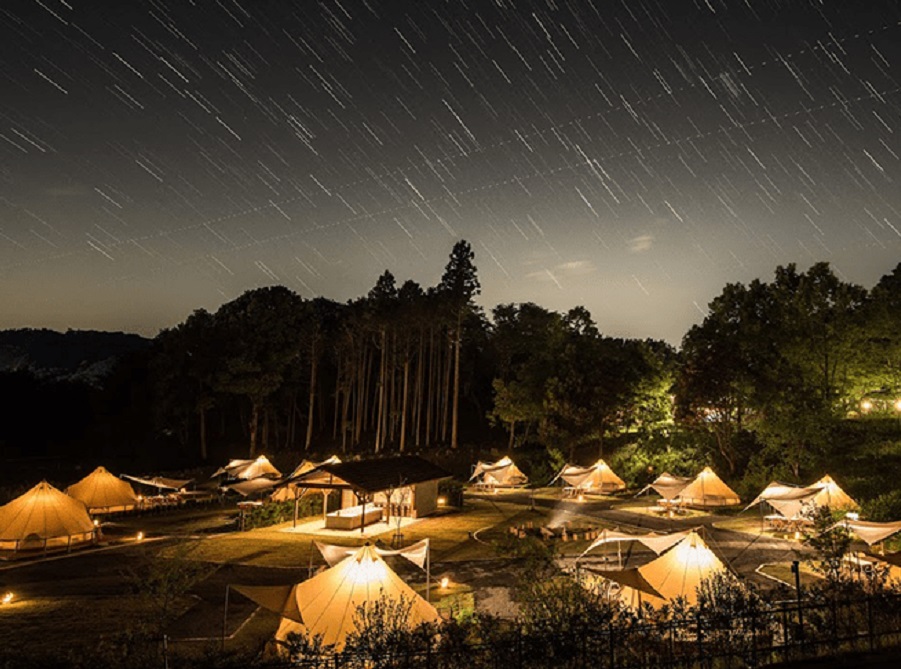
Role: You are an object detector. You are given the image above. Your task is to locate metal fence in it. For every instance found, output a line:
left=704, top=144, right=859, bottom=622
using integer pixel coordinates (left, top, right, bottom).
left=270, top=592, right=901, bottom=669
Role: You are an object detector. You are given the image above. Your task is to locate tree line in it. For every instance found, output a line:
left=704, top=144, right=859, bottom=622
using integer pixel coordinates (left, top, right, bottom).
left=153, top=240, right=901, bottom=494
left=2, top=241, right=899, bottom=496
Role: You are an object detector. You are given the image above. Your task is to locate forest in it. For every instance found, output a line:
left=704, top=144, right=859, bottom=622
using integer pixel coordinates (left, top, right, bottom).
left=1, top=241, right=899, bottom=507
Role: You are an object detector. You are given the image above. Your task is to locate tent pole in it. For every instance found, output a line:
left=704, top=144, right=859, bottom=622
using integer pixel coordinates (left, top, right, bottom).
left=222, top=585, right=230, bottom=651
left=426, top=541, right=431, bottom=603
left=293, top=488, right=299, bottom=528
left=360, top=495, right=366, bottom=535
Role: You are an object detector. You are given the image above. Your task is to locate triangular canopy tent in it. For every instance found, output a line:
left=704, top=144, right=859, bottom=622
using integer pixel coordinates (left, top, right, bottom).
left=637, top=472, right=692, bottom=502
left=552, top=460, right=626, bottom=494
left=233, top=544, right=441, bottom=651
left=470, top=456, right=528, bottom=489
left=594, top=530, right=727, bottom=608
left=579, top=528, right=693, bottom=560
left=747, top=475, right=858, bottom=519
left=226, top=478, right=278, bottom=497
left=809, top=475, right=858, bottom=512
left=675, top=467, right=741, bottom=508
left=271, top=456, right=342, bottom=503
left=0, top=480, right=96, bottom=552
left=66, top=466, right=139, bottom=514
left=121, top=474, right=193, bottom=492
left=836, top=519, right=901, bottom=546
left=213, top=456, right=281, bottom=481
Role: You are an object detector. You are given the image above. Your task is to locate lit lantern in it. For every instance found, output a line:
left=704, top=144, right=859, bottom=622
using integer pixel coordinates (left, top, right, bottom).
left=437, top=496, right=447, bottom=507
left=440, top=577, right=449, bottom=589
left=1, top=592, right=13, bottom=605
left=860, top=399, right=873, bottom=413
left=136, top=531, right=144, bottom=541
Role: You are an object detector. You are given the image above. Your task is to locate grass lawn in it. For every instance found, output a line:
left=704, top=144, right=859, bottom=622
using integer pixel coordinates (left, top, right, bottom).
left=757, top=561, right=823, bottom=588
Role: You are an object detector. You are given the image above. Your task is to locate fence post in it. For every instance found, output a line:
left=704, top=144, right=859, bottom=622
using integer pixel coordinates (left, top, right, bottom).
left=696, top=611, right=704, bottom=669
left=608, top=622, right=615, bottom=669
left=750, top=607, right=758, bottom=668
left=867, top=596, right=875, bottom=651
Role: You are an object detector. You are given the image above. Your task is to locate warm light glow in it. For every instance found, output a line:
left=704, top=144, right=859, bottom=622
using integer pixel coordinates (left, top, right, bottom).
left=440, top=577, right=450, bottom=589
left=136, top=531, right=144, bottom=541
left=577, top=494, right=584, bottom=502
left=93, top=519, right=100, bottom=527
left=794, top=531, right=801, bottom=541
left=894, top=399, right=901, bottom=413
left=860, top=399, right=873, bottom=413
left=847, top=512, right=859, bottom=521
left=437, top=496, right=447, bottom=506
left=1, top=592, right=13, bottom=605
left=349, top=555, right=388, bottom=585
left=673, top=536, right=717, bottom=569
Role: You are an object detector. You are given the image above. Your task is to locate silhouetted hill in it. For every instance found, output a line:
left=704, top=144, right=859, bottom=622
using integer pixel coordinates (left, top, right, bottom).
left=0, top=328, right=151, bottom=383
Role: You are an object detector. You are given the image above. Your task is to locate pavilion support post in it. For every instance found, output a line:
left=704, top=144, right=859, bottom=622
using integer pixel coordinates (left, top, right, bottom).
left=321, top=490, right=329, bottom=525
left=426, top=542, right=431, bottom=603
left=360, top=495, right=366, bottom=535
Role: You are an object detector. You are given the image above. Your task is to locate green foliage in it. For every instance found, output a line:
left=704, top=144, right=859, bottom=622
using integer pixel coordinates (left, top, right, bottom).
left=610, top=429, right=705, bottom=488
left=243, top=496, right=321, bottom=529
left=678, top=261, right=901, bottom=484
left=343, top=590, right=434, bottom=667
left=862, top=490, right=901, bottom=522
left=803, top=505, right=852, bottom=581
left=282, top=630, right=333, bottom=667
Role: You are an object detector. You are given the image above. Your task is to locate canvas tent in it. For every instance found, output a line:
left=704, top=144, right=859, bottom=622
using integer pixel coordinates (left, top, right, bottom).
left=808, top=475, right=858, bottom=512
left=637, top=472, right=692, bottom=501
left=594, top=530, right=727, bottom=608
left=0, top=480, right=96, bottom=552
left=213, top=456, right=281, bottom=481
left=748, top=475, right=858, bottom=519
left=838, top=519, right=901, bottom=546
left=552, top=459, right=626, bottom=494
left=271, top=456, right=342, bottom=503
left=66, top=466, right=139, bottom=514
left=121, top=474, right=192, bottom=492
left=233, top=543, right=440, bottom=650
left=675, top=467, right=741, bottom=508
left=580, top=528, right=693, bottom=560
left=470, top=456, right=528, bottom=489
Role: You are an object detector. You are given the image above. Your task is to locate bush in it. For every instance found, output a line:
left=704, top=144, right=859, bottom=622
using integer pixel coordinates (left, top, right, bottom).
left=244, top=495, right=322, bottom=529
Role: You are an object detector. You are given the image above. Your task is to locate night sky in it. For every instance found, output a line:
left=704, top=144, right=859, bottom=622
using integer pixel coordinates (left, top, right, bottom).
left=1, top=1, right=900, bottom=344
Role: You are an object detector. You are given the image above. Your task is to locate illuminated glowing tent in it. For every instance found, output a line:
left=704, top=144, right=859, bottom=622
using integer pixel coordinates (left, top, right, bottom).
left=0, top=480, right=96, bottom=552
left=579, top=528, right=693, bottom=559
left=595, top=530, right=727, bottom=608
left=808, top=475, right=858, bottom=512
left=552, top=459, right=626, bottom=493
left=675, top=467, right=741, bottom=508
left=271, top=455, right=342, bottom=503
left=470, top=456, right=528, bottom=488
left=213, top=456, right=281, bottom=481
left=66, top=466, right=139, bottom=514
left=233, top=544, right=440, bottom=650
left=637, top=472, right=691, bottom=501
left=747, top=475, right=858, bottom=519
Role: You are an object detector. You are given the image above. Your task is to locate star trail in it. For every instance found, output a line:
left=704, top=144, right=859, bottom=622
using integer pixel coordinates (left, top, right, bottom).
left=1, top=0, right=900, bottom=342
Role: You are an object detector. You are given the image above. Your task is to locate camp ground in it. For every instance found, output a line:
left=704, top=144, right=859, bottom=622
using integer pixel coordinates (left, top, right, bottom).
left=1, top=454, right=899, bottom=666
